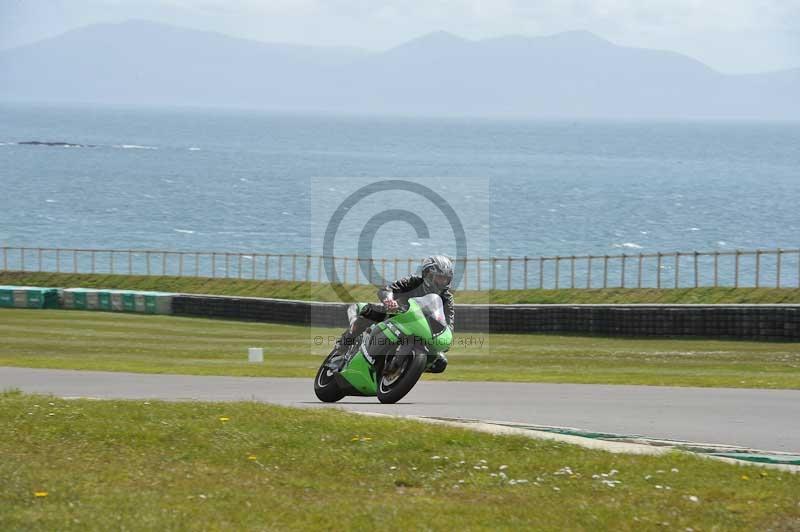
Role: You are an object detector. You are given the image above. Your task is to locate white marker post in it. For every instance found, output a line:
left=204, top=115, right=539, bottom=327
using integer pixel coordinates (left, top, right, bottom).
left=248, top=347, right=264, bottom=363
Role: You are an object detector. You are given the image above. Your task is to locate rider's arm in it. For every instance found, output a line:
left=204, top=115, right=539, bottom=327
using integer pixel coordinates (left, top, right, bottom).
left=376, top=275, right=424, bottom=302
left=441, top=289, right=455, bottom=331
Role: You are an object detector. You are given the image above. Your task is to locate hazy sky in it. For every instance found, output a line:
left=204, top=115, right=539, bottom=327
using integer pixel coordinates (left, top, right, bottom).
left=1, top=0, right=798, bottom=73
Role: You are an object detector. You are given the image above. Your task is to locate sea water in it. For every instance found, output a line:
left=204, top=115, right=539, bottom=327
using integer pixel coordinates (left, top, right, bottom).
left=2, top=103, right=799, bottom=265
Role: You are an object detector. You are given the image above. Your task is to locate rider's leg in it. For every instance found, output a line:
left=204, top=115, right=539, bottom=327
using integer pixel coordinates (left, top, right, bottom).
left=336, top=316, right=372, bottom=352
left=334, top=304, right=386, bottom=355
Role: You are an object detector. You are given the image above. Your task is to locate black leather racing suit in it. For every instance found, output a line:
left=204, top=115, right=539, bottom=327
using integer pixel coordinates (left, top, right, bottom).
left=367, top=275, right=454, bottom=330
left=337, top=275, right=453, bottom=373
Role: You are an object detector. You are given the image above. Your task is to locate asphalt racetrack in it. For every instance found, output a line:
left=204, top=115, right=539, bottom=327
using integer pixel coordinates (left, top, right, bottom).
left=2, top=367, right=799, bottom=454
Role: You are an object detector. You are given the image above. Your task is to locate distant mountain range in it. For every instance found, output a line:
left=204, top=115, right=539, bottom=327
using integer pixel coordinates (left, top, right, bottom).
left=1, top=20, right=798, bottom=118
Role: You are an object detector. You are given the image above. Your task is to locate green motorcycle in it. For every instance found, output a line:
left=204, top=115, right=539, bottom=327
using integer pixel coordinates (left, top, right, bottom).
left=314, top=293, right=452, bottom=404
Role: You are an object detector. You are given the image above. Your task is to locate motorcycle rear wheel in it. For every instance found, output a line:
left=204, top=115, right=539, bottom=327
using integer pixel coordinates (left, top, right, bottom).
left=314, top=349, right=347, bottom=403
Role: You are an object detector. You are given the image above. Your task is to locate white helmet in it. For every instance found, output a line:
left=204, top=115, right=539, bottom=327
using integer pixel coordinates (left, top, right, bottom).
left=421, top=255, right=454, bottom=292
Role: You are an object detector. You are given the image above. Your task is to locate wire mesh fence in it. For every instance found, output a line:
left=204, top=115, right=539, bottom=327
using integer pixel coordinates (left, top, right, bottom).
left=2, top=246, right=799, bottom=291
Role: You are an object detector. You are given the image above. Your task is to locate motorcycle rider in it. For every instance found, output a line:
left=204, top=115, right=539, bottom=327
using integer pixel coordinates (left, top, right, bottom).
left=335, top=255, right=454, bottom=373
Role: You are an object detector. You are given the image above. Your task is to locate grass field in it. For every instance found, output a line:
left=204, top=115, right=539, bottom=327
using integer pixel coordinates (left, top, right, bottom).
left=2, top=391, right=798, bottom=531
left=4, top=271, right=800, bottom=304
left=3, top=308, right=800, bottom=389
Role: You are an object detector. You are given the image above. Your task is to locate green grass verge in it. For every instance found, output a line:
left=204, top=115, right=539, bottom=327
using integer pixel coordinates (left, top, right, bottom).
left=3, top=309, right=800, bottom=389
left=2, top=391, right=799, bottom=531
left=3, top=271, right=800, bottom=304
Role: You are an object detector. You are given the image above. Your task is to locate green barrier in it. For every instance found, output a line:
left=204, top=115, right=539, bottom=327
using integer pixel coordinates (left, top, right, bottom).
left=134, top=294, right=146, bottom=312
left=97, top=291, right=112, bottom=311
left=2, top=285, right=173, bottom=314
left=0, top=286, right=60, bottom=309
left=145, top=295, right=156, bottom=314
left=86, top=291, right=100, bottom=310
left=63, top=289, right=88, bottom=310
left=0, top=286, right=15, bottom=308
left=122, top=292, right=136, bottom=312
left=26, top=291, right=43, bottom=307
left=61, top=288, right=172, bottom=314
left=140, top=292, right=173, bottom=314
left=110, top=291, right=127, bottom=311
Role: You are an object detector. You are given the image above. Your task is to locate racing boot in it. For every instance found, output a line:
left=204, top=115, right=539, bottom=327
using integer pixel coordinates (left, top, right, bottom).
left=426, top=353, right=448, bottom=374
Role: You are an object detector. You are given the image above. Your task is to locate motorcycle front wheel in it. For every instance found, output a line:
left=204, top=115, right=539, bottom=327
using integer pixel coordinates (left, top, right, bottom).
left=377, top=348, right=427, bottom=404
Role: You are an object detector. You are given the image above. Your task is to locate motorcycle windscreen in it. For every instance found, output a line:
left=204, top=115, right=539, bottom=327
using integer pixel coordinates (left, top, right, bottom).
left=412, top=293, right=448, bottom=335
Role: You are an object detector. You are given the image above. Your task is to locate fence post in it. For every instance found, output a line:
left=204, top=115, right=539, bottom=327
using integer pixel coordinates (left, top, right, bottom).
left=265, top=254, right=270, bottom=279
left=129, top=251, right=133, bottom=275
left=776, top=249, right=782, bottom=288
left=2, top=247, right=6, bottom=271
left=693, top=251, right=699, bottom=288
left=343, top=257, right=348, bottom=284
left=492, top=257, right=497, bottom=290
left=755, top=250, right=761, bottom=288
left=407, top=258, right=412, bottom=276
left=56, top=248, right=61, bottom=273
left=91, top=250, right=96, bottom=274
left=178, top=253, right=183, bottom=277
left=252, top=255, right=257, bottom=280
left=37, top=247, right=42, bottom=272
left=523, top=256, right=529, bottom=290
left=797, top=251, right=800, bottom=289
left=674, top=252, right=680, bottom=288
left=381, top=258, right=386, bottom=282
left=734, top=250, right=740, bottom=288
left=555, top=256, right=561, bottom=289
left=477, top=257, right=482, bottom=290
left=538, top=257, right=544, bottom=289
left=507, top=256, right=512, bottom=290
left=238, top=254, right=243, bottom=279
left=394, top=258, right=399, bottom=281
left=602, top=255, right=608, bottom=288
left=462, top=257, right=468, bottom=290
left=570, top=256, right=576, bottom=288
left=637, top=253, right=643, bottom=288
left=20, top=247, right=25, bottom=271
left=278, top=255, right=283, bottom=280
left=367, top=258, right=373, bottom=285
left=587, top=256, right=592, bottom=288
left=146, top=251, right=151, bottom=275
left=162, top=252, right=167, bottom=276
left=195, top=253, right=200, bottom=277
left=110, top=251, right=115, bottom=274
left=713, top=251, right=719, bottom=287
left=290, top=254, right=296, bottom=281
left=656, top=252, right=662, bottom=288
left=317, top=256, right=322, bottom=283
left=620, top=254, right=626, bottom=288
left=305, top=255, right=311, bottom=281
